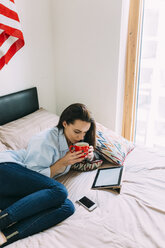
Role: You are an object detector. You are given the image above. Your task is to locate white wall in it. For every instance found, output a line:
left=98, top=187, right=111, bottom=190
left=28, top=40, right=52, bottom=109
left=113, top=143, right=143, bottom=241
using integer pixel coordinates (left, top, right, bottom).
left=0, top=0, right=56, bottom=113
left=52, top=0, right=129, bottom=132
left=0, top=1, right=130, bottom=133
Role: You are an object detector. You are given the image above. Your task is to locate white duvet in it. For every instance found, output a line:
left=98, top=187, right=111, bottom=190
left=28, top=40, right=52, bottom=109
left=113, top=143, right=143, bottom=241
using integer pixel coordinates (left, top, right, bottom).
left=7, top=146, right=165, bottom=248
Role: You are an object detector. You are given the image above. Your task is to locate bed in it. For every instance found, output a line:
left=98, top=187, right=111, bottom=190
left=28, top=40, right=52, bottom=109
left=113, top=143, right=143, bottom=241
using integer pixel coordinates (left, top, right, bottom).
left=0, top=87, right=165, bottom=248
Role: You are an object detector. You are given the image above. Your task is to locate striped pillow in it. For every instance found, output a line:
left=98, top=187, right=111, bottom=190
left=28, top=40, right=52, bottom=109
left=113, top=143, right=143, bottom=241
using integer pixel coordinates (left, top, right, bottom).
left=0, top=142, right=8, bottom=152
left=0, top=108, right=59, bottom=150
left=96, top=122, right=135, bottom=166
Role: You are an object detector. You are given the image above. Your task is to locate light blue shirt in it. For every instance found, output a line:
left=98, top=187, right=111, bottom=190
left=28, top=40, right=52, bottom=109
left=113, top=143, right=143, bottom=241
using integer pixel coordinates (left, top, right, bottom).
left=0, top=127, right=71, bottom=178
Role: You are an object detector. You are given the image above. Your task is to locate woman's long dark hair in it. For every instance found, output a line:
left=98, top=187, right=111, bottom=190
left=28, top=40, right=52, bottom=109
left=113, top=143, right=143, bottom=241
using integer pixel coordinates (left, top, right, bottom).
left=57, top=103, right=96, bottom=147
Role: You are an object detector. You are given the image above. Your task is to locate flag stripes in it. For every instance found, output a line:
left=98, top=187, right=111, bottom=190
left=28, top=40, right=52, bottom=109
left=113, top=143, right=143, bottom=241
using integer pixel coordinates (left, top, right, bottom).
left=0, top=0, right=16, bottom=12
left=0, top=0, right=24, bottom=70
left=0, top=30, right=9, bottom=46
left=0, top=4, right=19, bottom=21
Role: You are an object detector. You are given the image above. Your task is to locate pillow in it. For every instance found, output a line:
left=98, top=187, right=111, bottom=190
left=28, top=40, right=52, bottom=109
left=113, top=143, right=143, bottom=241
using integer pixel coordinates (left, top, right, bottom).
left=71, top=160, right=103, bottom=172
left=0, top=142, right=8, bottom=152
left=96, top=122, right=135, bottom=165
left=0, top=108, right=59, bottom=150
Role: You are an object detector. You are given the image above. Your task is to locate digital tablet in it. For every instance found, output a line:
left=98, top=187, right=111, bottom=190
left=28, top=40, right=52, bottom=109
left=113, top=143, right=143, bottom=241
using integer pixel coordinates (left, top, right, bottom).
left=91, top=166, right=123, bottom=189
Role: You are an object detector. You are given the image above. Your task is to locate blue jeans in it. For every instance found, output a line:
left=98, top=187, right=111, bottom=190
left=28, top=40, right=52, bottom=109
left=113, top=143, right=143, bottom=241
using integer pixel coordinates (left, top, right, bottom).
left=0, top=162, right=75, bottom=247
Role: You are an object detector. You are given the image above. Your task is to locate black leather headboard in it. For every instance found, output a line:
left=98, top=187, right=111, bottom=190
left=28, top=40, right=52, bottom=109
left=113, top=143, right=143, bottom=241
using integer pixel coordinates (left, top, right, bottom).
left=0, top=87, right=39, bottom=125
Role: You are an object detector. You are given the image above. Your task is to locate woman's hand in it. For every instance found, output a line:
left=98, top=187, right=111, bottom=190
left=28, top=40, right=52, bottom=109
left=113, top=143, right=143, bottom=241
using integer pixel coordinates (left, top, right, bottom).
left=50, top=151, right=87, bottom=177
left=61, top=151, right=87, bottom=166
left=87, top=145, right=94, bottom=161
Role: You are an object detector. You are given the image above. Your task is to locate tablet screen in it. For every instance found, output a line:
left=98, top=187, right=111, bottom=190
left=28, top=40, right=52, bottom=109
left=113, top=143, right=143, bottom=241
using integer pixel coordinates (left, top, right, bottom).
left=92, top=167, right=123, bottom=188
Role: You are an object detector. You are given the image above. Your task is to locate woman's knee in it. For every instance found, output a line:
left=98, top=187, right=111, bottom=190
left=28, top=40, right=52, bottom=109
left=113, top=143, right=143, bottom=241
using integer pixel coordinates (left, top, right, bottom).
left=51, top=182, right=68, bottom=203
left=58, top=184, right=68, bottom=201
left=63, top=199, right=75, bottom=217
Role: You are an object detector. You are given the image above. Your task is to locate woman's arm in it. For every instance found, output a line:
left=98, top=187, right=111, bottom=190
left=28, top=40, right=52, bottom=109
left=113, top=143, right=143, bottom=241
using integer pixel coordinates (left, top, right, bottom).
left=50, top=159, right=66, bottom=178
left=50, top=150, right=87, bottom=178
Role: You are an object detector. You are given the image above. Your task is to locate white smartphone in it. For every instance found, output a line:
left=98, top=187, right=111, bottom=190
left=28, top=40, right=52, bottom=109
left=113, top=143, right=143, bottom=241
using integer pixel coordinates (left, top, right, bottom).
left=76, top=196, right=97, bottom=211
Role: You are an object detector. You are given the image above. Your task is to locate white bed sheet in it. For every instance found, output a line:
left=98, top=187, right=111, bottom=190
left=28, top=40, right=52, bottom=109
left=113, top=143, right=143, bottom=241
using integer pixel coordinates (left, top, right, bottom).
left=7, top=146, right=165, bottom=248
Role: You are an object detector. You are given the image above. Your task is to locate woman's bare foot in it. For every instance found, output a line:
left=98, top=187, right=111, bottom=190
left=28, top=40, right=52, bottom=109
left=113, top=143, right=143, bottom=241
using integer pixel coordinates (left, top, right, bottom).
left=0, top=231, right=7, bottom=245
left=0, top=210, right=7, bottom=245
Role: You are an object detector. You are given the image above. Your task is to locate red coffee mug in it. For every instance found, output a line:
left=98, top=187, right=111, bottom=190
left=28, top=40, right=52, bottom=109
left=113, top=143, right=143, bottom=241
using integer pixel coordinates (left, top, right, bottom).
left=69, top=142, right=89, bottom=158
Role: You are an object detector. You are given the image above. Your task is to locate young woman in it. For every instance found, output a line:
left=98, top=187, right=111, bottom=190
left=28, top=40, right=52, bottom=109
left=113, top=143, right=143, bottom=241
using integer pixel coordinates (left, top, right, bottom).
left=0, top=103, right=97, bottom=247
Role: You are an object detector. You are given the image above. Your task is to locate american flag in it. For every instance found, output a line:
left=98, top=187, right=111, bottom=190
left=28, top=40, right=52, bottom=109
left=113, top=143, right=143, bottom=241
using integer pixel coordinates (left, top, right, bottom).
left=0, top=0, right=25, bottom=70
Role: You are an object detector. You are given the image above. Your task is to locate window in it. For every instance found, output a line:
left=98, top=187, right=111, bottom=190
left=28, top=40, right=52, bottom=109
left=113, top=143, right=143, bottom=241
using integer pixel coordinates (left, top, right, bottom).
left=135, top=0, right=165, bottom=151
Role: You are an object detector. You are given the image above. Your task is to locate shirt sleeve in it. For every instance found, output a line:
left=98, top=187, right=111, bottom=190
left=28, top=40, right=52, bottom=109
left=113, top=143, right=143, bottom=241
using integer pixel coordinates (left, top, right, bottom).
left=39, top=167, right=51, bottom=177
left=24, top=131, right=58, bottom=177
